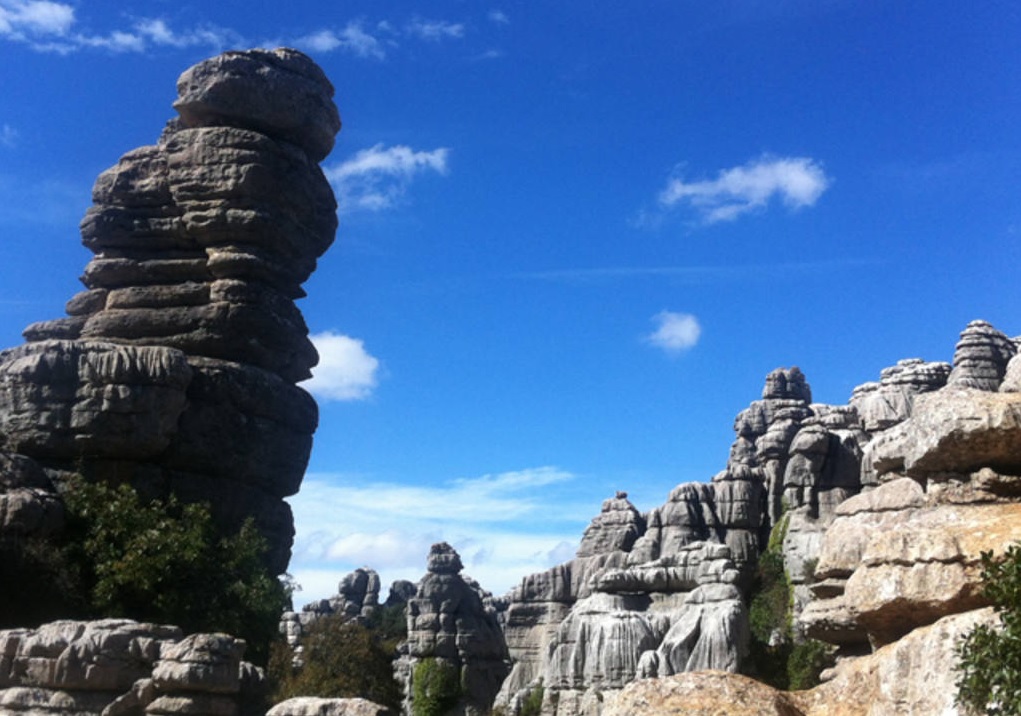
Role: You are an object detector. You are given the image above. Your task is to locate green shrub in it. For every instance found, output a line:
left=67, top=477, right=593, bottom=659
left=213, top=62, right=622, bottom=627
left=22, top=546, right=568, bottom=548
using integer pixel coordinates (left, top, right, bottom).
left=519, top=682, right=544, bottom=716
left=412, top=657, right=462, bottom=716
left=787, top=639, right=830, bottom=690
left=744, top=513, right=832, bottom=690
left=59, top=476, right=289, bottom=664
left=269, top=614, right=401, bottom=710
left=365, top=601, right=408, bottom=645
left=956, top=544, right=1021, bottom=715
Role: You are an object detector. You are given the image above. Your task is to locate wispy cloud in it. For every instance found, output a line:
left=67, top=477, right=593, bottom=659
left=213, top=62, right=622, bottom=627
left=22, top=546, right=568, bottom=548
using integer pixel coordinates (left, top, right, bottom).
left=324, top=143, right=450, bottom=214
left=488, top=10, right=510, bottom=25
left=288, top=467, right=591, bottom=602
left=0, top=1, right=239, bottom=54
left=0, top=124, right=17, bottom=148
left=655, top=154, right=831, bottom=224
left=406, top=17, right=465, bottom=41
left=294, top=21, right=385, bottom=59
left=647, top=311, right=701, bottom=354
left=303, top=331, right=380, bottom=402
left=0, top=0, right=74, bottom=40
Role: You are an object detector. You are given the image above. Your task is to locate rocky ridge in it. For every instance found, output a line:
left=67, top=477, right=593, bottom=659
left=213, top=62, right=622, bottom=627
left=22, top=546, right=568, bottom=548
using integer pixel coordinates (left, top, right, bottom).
left=486, top=319, right=1021, bottom=716
left=0, top=47, right=340, bottom=578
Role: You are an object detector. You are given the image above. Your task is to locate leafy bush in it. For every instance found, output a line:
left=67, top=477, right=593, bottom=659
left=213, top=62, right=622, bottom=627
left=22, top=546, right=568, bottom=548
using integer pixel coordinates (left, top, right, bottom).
left=365, top=601, right=408, bottom=645
left=744, top=513, right=832, bottom=690
left=57, top=476, right=289, bottom=664
left=956, top=544, right=1021, bottom=715
left=787, top=639, right=830, bottom=690
left=520, top=682, right=544, bottom=716
left=412, top=657, right=462, bottom=716
left=269, top=614, right=402, bottom=710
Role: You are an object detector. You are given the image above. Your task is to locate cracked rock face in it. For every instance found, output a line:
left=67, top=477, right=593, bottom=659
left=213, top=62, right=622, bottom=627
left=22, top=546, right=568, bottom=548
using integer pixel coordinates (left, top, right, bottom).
left=0, top=48, right=340, bottom=576
left=0, top=619, right=264, bottom=716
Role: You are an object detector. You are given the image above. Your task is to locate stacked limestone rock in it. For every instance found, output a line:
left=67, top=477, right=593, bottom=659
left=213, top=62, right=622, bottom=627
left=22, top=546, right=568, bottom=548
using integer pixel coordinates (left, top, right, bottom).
left=0, top=48, right=340, bottom=576
left=0, top=620, right=264, bottom=716
left=396, top=543, right=509, bottom=716
left=495, top=492, right=747, bottom=715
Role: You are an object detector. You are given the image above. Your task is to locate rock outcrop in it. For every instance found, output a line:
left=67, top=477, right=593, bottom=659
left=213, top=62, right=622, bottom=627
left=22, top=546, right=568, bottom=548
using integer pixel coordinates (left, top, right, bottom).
left=396, top=543, right=509, bottom=716
left=492, top=319, right=1021, bottom=716
left=0, top=619, right=265, bottom=716
left=0, top=47, right=340, bottom=579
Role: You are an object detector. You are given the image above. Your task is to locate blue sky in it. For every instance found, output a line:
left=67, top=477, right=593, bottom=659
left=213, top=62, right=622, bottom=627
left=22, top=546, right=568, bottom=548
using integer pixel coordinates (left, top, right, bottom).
left=1, top=1, right=1019, bottom=603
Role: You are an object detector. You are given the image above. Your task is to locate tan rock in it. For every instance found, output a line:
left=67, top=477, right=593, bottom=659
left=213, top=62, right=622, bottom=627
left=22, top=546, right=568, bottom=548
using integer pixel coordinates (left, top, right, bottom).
left=901, top=387, right=1021, bottom=476
left=603, top=671, right=806, bottom=716
left=800, top=608, right=996, bottom=716
left=267, top=696, right=395, bottom=716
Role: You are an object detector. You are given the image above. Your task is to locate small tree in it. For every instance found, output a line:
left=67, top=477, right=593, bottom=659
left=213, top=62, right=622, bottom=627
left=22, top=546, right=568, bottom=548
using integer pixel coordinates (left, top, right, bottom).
left=269, top=614, right=402, bottom=710
left=60, top=476, right=290, bottom=664
left=412, top=657, right=462, bottom=716
left=956, top=544, right=1021, bottom=715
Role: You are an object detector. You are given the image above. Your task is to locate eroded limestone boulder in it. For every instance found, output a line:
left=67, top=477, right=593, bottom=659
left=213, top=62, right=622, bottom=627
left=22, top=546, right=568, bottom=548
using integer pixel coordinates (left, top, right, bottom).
left=0, top=619, right=263, bottom=716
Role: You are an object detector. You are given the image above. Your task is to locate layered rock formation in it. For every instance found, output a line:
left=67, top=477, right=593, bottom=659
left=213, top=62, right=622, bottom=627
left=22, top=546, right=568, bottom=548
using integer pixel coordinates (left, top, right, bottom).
left=396, top=543, right=509, bottom=716
left=0, top=47, right=340, bottom=576
left=494, top=367, right=868, bottom=714
left=0, top=619, right=265, bottom=716
left=491, top=319, right=1021, bottom=715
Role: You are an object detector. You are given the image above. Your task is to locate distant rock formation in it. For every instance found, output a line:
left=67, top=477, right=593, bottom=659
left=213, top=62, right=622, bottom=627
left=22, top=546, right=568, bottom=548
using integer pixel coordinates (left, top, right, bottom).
left=0, top=619, right=266, bottom=716
left=396, top=543, right=509, bottom=716
left=280, top=567, right=415, bottom=661
left=0, top=47, right=340, bottom=576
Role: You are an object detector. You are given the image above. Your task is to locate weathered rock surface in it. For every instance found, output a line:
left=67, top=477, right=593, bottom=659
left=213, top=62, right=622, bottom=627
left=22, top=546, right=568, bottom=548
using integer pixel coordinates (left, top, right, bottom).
left=494, top=320, right=1021, bottom=716
left=604, top=671, right=805, bottom=716
left=0, top=619, right=264, bottom=716
left=608, top=608, right=997, bottom=716
left=946, top=319, right=1016, bottom=391
left=397, top=544, right=509, bottom=716
left=0, top=47, right=340, bottom=579
left=267, top=697, right=393, bottom=716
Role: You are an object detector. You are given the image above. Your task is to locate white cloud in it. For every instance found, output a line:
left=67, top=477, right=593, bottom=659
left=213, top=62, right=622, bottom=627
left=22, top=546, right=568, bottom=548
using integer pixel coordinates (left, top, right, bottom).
left=324, top=143, right=450, bottom=214
left=295, top=22, right=385, bottom=59
left=0, top=3, right=239, bottom=53
left=0, top=0, right=74, bottom=39
left=303, top=331, right=380, bottom=402
left=406, top=17, right=465, bottom=41
left=647, top=311, right=701, bottom=353
left=287, top=467, right=591, bottom=603
left=488, top=10, right=510, bottom=24
left=657, top=154, right=831, bottom=224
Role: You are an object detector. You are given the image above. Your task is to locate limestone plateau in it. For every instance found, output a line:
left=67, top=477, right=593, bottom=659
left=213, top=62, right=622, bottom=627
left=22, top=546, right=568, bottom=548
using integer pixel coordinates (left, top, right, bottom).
left=0, top=48, right=341, bottom=575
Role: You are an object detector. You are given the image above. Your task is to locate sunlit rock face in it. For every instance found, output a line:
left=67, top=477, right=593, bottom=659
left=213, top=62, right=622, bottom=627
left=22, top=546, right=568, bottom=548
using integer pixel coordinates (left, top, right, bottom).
left=0, top=619, right=266, bottom=716
left=396, top=543, right=509, bottom=716
left=0, top=48, right=340, bottom=576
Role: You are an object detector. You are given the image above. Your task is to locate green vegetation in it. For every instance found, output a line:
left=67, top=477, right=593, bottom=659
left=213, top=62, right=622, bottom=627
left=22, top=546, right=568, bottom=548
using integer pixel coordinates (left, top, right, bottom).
left=744, top=512, right=833, bottom=690
left=412, top=657, right=462, bottom=716
left=268, top=614, right=402, bottom=710
left=0, top=476, right=289, bottom=665
left=519, top=681, right=544, bottom=716
left=956, top=544, right=1021, bottom=715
